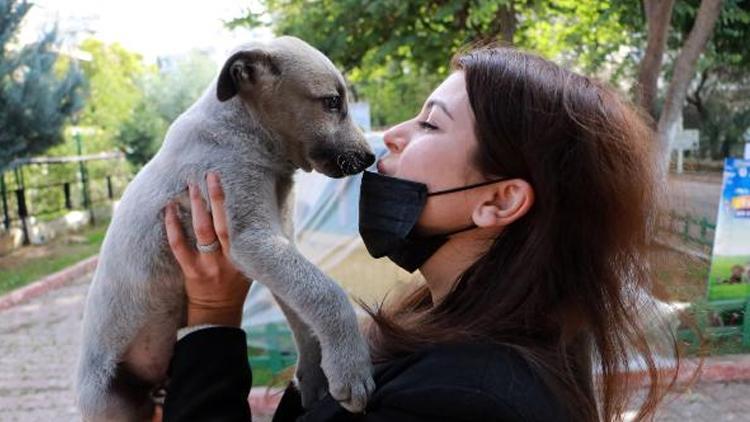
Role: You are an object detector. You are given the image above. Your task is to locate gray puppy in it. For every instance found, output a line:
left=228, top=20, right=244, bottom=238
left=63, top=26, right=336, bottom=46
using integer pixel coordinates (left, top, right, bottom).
left=76, top=36, right=376, bottom=421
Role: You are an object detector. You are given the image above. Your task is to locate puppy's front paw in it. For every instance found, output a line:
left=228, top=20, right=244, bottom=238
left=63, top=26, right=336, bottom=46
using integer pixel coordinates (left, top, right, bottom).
left=295, top=360, right=328, bottom=409
left=320, top=344, right=375, bottom=413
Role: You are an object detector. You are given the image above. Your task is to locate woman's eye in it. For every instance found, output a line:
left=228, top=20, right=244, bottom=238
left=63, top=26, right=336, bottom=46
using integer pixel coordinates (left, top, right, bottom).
left=418, top=121, right=438, bottom=131
left=323, top=96, right=342, bottom=112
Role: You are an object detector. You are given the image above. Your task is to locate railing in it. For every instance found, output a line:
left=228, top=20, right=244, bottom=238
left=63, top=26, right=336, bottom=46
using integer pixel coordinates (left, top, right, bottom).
left=247, top=323, right=297, bottom=374
left=1, top=152, right=130, bottom=245
left=658, top=211, right=716, bottom=249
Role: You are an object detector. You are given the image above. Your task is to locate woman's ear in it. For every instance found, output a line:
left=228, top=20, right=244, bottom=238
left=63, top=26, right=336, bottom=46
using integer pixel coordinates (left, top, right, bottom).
left=471, top=179, right=534, bottom=228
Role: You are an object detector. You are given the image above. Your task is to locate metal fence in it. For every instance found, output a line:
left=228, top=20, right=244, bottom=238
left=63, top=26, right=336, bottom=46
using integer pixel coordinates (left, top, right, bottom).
left=658, top=211, right=716, bottom=250
left=247, top=323, right=297, bottom=374
left=1, top=152, right=130, bottom=245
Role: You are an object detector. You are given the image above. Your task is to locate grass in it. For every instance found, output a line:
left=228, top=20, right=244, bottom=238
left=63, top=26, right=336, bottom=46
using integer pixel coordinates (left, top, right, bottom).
left=707, top=255, right=750, bottom=300
left=0, top=223, right=108, bottom=295
left=248, top=346, right=294, bottom=387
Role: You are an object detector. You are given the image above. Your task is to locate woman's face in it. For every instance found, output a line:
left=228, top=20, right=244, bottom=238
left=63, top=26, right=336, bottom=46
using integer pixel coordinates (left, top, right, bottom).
left=378, top=71, right=488, bottom=235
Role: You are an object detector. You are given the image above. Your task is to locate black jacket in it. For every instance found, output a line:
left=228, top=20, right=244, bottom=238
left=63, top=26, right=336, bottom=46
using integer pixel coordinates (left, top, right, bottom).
left=163, top=327, right=567, bottom=421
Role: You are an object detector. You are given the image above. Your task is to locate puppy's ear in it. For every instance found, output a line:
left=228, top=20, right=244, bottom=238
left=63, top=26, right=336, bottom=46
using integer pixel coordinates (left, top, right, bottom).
left=216, top=49, right=281, bottom=102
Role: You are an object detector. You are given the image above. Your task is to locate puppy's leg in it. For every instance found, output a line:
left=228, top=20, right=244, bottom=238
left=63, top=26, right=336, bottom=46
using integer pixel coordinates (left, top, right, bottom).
left=77, top=270, right=156, bottom=422
left=274, top=177, right=328, bottom=405
left=272, top=293, right=328, bottom=407
left=231, top=228, right=374, bottom=413
left=77, top=261, right=183, bottom=421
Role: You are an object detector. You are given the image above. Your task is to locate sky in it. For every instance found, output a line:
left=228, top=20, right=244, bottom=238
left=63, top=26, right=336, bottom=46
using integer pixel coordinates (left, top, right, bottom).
left=18, top=0, right=272, bottom=63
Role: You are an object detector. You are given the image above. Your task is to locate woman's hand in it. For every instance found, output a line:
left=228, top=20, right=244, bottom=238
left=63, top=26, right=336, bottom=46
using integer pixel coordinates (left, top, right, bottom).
left=165, top=172, right=251, bottom=327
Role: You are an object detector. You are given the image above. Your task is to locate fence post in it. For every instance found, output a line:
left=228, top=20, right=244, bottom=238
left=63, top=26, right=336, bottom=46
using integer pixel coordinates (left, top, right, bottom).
left=682, top=215, right=690, bottom=241
left=15, top=188, right=29, bottom=245
left=1, top=173, right=9, bottom=230
left=106, top=175, right=113, bottom=200
left=64, top=182, right=73, bottom=210
left=76, top=131, right=95, bottom=226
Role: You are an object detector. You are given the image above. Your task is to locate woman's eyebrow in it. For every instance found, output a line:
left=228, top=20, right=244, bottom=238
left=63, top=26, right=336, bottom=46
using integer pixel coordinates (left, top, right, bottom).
left=426, top=99, right=454, bottom=120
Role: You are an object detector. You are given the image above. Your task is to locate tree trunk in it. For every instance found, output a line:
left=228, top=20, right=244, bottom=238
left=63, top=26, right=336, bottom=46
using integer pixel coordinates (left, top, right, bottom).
left=636, top=0, right=675, bottom=119
left=657, top=0, right=724, bottom=174
left=496, top=2, right=516, bottom=45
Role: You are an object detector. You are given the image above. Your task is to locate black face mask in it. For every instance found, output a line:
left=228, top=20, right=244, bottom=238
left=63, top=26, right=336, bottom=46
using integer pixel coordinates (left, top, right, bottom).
left=358, top=171, right=508, bottom=273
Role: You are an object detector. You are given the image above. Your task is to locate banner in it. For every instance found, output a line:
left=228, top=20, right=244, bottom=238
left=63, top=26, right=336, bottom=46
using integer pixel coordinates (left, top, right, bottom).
left=707, top=158, right=750, bottom=300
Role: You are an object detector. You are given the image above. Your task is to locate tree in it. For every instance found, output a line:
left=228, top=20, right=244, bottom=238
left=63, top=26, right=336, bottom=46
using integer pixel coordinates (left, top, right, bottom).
left=230, top=1, right=528, bottom=126
left=680, top=0, right=750, bottom=159
left=655, top=0, right=724, bottom=168
left=636, top=0, right=676, bottom=116
left=0, top=0, right=85, bottom=170
left=149, top=50, right=217, bottom=123
left=232, top=1, right=645, bottom=126
left=116, top=50, right=217, bottom=167
left=117, top=100, right=166, bottom=167
left=77, top=39, right=147, bottom=153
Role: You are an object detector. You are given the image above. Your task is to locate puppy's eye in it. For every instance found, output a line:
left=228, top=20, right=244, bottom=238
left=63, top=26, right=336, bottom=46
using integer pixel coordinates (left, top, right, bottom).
left=322, top=95, right=342, bottom=112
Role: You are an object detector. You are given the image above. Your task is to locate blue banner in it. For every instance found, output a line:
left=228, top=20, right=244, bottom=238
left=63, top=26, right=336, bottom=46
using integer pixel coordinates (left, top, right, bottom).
left=707, top=158, right=750, bottom=300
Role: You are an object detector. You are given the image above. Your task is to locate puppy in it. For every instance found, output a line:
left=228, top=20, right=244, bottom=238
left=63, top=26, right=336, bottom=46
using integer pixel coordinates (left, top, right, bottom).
left=76, top=36, right=376, bottom=421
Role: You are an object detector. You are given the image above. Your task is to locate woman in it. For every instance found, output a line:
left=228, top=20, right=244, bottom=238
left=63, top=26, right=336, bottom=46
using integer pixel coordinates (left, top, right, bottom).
left=162, top=46, right=678, bottom=421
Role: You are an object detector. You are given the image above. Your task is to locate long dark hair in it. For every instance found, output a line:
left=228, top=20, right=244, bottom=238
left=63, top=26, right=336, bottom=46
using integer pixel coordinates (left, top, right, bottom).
left=362, top=46, right=679, bottom=421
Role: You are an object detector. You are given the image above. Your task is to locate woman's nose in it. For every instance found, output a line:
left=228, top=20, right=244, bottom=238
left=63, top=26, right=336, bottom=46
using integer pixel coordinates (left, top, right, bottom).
left=383, top=123, right=409, bottom=154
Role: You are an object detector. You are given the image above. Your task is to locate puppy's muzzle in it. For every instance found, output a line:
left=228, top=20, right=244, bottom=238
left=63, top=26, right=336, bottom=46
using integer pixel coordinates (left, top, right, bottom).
left=337, top=151, right=376, bottom=175
left=311, top=146, right=375, bottom=178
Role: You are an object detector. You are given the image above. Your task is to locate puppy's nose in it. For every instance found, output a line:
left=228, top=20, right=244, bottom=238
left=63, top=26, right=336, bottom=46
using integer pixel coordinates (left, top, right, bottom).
left=362, top=151, right=376, bottom=168
left=338, top=151, right=376, bottom=175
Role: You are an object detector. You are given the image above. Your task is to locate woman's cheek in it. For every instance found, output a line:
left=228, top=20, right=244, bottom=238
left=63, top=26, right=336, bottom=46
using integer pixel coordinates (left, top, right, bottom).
left=394, top=140, right=441, bottom=181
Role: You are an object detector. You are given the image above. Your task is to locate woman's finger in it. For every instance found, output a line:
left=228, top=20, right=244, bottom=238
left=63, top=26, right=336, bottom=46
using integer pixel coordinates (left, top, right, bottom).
left=207, top=172, right=230, bottom=252
left=189, top=183, right=217, bottom=247
left=165, top=203, right=197, bottom=274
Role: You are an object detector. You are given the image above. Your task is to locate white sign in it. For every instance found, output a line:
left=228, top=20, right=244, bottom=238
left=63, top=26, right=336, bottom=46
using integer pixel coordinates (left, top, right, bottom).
left=672, top=129, right=699, bottom=151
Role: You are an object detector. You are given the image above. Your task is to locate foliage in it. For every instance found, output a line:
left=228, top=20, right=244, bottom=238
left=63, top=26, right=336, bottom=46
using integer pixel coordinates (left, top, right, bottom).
left=116, top=100, right=167, bottom=167
left=0, top=0, right=85, bottom=170
left=116, top=50, right=217, bottom=167
left=149, top=50, right=217, bottom=123
left=229, top=0, right=526, bottom=126
left=676, top=0, right=750, bottom=158
left=517, top=0, right=640, bottom=75
left=76, top=39, right=148, bottom=153
left=233, top=1, right=747, bottom=155
left=232, top=1, right=648, bottom=127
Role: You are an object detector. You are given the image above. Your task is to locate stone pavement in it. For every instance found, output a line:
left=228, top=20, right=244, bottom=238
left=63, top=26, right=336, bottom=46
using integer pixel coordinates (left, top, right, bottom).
left=627, top=382, right=750, bottom=421
left=1, top=273, right=750, bottom=421
left=0, top=274, right=88, bottom=421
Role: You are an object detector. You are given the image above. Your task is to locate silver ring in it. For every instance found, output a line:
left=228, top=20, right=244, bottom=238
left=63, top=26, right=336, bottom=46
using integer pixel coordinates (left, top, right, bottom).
left=196, top=240, right=220, bottom=253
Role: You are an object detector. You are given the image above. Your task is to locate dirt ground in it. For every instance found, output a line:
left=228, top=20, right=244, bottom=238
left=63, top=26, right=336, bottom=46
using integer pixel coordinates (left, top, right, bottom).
left=650, top=245, right=710, bottom=303
left=0, top=225, right=104, bottom=272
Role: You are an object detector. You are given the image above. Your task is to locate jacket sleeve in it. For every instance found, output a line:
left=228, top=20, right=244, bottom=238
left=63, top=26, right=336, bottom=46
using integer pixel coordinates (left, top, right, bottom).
left=272, top=384, right=506, bottom=422
left=272, top=384, right=439, bottom=422
left=163, top=326, right=252, bottom=422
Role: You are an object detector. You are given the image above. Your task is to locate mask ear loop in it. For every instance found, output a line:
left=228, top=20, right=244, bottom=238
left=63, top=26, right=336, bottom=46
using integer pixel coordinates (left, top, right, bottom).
left=427, top=177, right=511, bottom=197
left=424, top=177, right=512, bottom=237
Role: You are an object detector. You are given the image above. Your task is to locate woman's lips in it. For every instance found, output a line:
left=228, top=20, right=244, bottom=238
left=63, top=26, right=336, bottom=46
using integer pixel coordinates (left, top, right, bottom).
left=376, top=160, right=386, bottom=174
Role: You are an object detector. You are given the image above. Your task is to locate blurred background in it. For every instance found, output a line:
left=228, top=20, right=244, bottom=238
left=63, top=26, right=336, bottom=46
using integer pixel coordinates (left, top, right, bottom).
left=1, top=0, right=749, bottom=420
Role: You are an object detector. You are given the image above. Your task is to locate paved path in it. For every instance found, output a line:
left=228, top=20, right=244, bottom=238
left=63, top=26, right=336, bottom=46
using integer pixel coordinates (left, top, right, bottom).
left=629, top=382, right=750, bottom=421
left=668, top=175, right=722, bottom=223
left=0, top=275, right=88, bottom=421
left=1, top=273, right=749, bottom=421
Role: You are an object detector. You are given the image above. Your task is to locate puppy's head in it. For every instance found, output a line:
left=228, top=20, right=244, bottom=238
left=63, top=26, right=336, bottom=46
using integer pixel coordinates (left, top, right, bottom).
left=217, top=36, right=374, bottom=178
